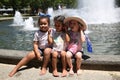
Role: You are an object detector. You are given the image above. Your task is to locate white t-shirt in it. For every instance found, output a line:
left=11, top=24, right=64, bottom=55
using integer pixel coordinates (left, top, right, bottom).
left=33, top=30, right=54, bottom=49
left=52, top=31, right=66, bottom=51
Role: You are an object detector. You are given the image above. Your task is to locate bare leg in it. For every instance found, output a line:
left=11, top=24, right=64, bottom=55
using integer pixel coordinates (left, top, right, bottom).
left=52, top=51, right=59, bottom=77
left=8, top=51, right=36, bottom=77
left=60, top=51, right=67, bottom=77
left=66, top=51, right=74, bottom=75
left=40, top=48, right=51, bottom=75
left=75, top=52, right=82, bottom=75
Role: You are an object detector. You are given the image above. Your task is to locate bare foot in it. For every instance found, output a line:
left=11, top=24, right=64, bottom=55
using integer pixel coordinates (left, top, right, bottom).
left=8, top=69, right=17, bottom=77
left=61, top=69, right=67, bottom=77
left=77, top=69, right=82, bottom=75
left=53, top=70, right=59, bottom=77
left=40, top=68, right=47, bottom=75
left=69, top=69, right=74, bottom=75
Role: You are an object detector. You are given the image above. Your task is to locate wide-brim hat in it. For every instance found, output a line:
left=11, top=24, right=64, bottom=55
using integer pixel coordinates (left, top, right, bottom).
left=64, top=17, right=87, bottom=31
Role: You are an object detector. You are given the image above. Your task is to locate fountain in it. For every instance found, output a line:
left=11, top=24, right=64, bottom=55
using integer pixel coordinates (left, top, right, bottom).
left=12, top=11, right=38, bottom=30
left=23, top=17, right=38, bottom=30
left=13, top=11, right=24, bottom=26
left=53, top=0, right=120, bottom=24
left=77, top=0, right=120, bottom=24
left=0, top=0, right=120, bottom=55
left=47, top=7, right=54, bottom=18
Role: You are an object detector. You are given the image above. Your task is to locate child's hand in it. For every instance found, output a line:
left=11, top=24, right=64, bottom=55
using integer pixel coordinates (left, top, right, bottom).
left=48, top=28, right=52, bottom=35
left=79, top=25, right=84, bottom=31
left=36, top=53, right=43, bottom=61
left=37, top=55, right=43, bottom=61
left=79, top=29, right=82, bottom=32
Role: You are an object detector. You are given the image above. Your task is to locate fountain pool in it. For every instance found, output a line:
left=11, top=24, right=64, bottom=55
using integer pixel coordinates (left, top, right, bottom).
left=0, top=0, right=120, bottom=55
left=0, top=17, right=120, bottom=55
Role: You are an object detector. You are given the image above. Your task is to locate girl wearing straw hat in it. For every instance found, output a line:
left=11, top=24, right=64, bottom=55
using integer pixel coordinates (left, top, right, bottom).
left=64, top=17, right=87, bottom=75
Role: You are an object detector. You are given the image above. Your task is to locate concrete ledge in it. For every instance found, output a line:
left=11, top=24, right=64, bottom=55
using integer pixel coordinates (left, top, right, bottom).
left=0, top=17, right=13, bottom=21
left=0, top=16, right=38, bottom=21
left=0, top=49, right=120, bottom=71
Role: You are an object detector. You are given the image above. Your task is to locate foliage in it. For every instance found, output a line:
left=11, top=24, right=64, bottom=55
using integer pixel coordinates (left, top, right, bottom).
left=116, top=0, right=120, bottom=7
left=0, top=0, right=120, bottom=15
left=0, top=0, right=77, bottom=15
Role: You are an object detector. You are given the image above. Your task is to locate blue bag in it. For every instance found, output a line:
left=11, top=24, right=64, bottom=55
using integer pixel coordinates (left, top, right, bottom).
left=85, top=34, right=93, bottom=53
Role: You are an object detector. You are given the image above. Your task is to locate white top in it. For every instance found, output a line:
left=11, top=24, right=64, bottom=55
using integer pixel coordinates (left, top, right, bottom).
left=52, top=31, right=66, bottom=51
left=33, top=30, right=53, bottom=49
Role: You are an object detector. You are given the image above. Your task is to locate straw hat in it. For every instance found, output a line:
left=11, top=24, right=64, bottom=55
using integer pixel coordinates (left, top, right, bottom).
left=64, top=17, right=87, bottom=31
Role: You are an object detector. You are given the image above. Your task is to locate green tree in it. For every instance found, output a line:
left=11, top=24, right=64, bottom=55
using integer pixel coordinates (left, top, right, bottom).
left=116, top=0, right=120, bottom=7
left=0, top=0, right=77, bottom=15
left=0, top=2, right=3, bottom=7
left=0, top=0, right=29, bottom=14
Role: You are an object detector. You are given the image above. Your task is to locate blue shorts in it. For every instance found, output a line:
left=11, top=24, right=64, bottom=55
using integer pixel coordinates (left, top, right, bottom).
left=38, top=47, right=52, bottom=56
left=38, top=48, right=44, bottom=56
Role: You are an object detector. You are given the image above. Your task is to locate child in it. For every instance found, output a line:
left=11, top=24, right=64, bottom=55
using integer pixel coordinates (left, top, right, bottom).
left=48, top=15, right=70, bottom=77
left=9, top=15, right=53, bottom=77
left=64, top=17, right=87, bottom=75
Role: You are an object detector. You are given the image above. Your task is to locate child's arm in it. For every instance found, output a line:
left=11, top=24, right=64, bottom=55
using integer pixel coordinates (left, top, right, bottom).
left=48, top=29, right=53, bottom=45
left=65, top=33, right=70, bottom=44
left=33, top=41, right=41, bottom=60
left=80, top=30, right=86, bottom=42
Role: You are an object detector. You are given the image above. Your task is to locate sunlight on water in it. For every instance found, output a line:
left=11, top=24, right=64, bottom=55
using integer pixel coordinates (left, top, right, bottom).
left=0, top=0, right=120, bottom=55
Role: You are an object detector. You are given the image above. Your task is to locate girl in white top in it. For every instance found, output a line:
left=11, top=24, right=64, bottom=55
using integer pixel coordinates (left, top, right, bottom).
left=48, top=15, right=70, bottom=77
left=9, top=15, right=53, bottom=77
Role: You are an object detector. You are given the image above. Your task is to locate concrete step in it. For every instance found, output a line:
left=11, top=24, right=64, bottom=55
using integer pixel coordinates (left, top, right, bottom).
left=0, top=49, right=120, bottom=71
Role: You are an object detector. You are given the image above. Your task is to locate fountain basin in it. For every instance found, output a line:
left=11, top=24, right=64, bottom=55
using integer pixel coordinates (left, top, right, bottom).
left=0, top=49, right=120, bottom=71
left=0, top=18, right=120, bottom=55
